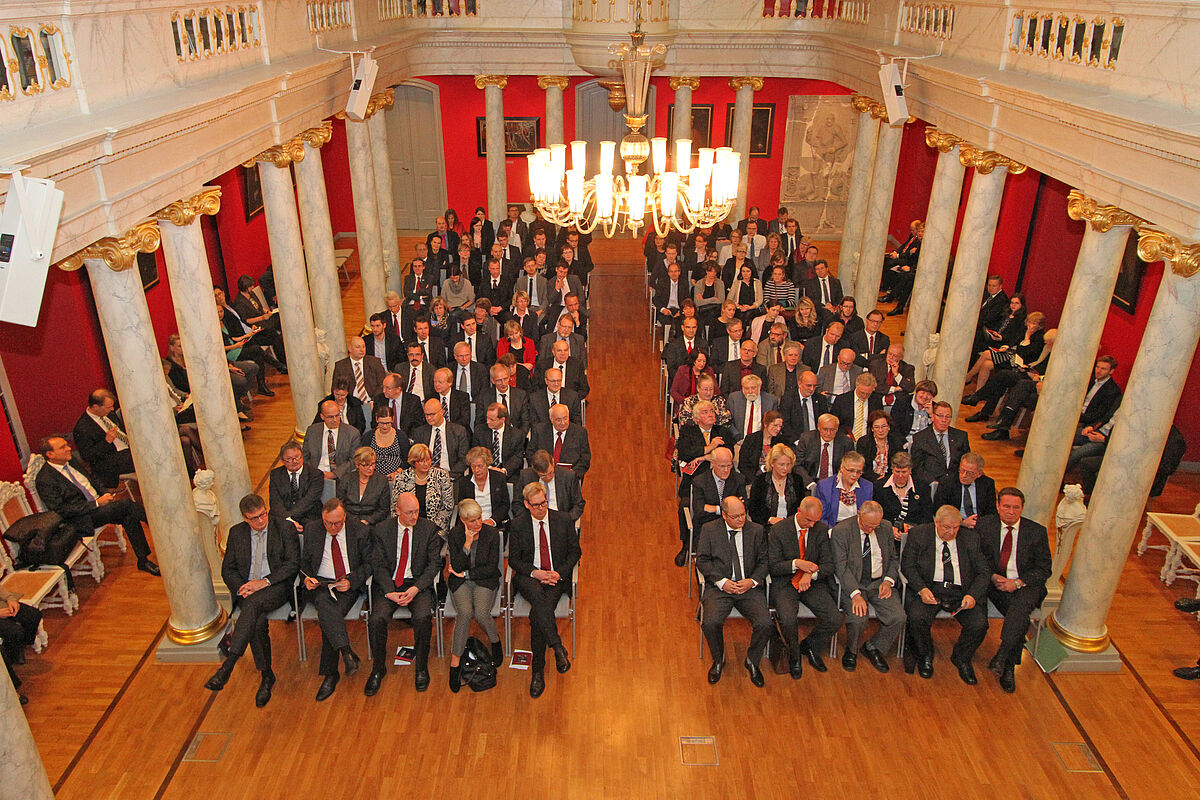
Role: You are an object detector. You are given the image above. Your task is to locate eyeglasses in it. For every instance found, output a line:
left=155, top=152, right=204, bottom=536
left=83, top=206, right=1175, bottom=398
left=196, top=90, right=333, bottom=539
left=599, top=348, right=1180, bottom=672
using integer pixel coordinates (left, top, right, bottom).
left=527, top=499, right=548, bottom=508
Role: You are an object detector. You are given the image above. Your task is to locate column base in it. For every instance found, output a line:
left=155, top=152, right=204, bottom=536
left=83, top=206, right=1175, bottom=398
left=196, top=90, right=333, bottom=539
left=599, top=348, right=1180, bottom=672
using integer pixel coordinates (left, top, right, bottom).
left=157, top=607, right=228, bottom=663
left=1032, top=609, right=1122, bottom=673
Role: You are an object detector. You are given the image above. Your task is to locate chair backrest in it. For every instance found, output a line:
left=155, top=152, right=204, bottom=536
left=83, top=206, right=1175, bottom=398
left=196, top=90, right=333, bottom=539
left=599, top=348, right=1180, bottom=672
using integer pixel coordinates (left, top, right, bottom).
left=24, top=454, right=47, bottom=512
left=0, top=481, right=33, bottom=534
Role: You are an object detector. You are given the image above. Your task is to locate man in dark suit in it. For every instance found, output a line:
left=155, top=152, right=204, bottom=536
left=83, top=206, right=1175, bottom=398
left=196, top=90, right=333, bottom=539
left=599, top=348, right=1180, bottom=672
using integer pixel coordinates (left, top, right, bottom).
left=412, top=397, right=469, bottom=477
left=300, top=498, right=369, bottom=701
left=710, top=319, right=746, bottom=371
left=35, top=435, right=158, bottom=574
left=479, top=257, right=513, bottom=309
left=227, top=277, right=287, bottom=362
left=204, top=493, right=300, bottom=707
left=932, top=453, right=996, bottom=530
left=845, top=310, right=890, bottom=368
left=891, top=380, right=937, bottom=449
left=302, top=401, right=362, bottom=488
left=509, top=481, right=581, bottom=698
left=528, top=405, right=591, bottom=480
left=474, top=402, right=525, bottom=480
left=677, top=401, right=731, bottom=495
left=427, top=216, right=460, bottom=255
left=868, top=344, right=916, bottom=411
left=696, top=496, right=772, bottom=687
left=900, top=505, right=990, bottom=683
left=910, top=401, right=969, bottom=491
left=72, top=389, right=136, bottom=490
left=541, top=292, right=588, bottom=340
left=538, top=315, right=587, bottom=369
left=365, top=492, right=441, bottom=695
left=768, top=496, right=842, bottom=677
left=662, top=317, right=708, bottom=377
left=682, top=447, right=745, bottom=566
left=515, top=450, right=586, bottom=521
left=1077, top=356, right=1123, bottom=430
left=529, top=367, right=583, bottom=427
left=362, top=313, right=404, bottom=371
left=830, top=502, right=904, bottom=672
left=977, top=487, right=1052, bottom=693
left=316, top=383, right=368, bottom=435
left=268, top=441, right=324, bottom=533
left=452, top=314, right=496, bottom=367
left=533, top=340, right=589, bottom=399
left=402, top=258, right=435, bottom=314
left=973, top=275, right=1009, bottom=354
left=373, top=372, right=425, bottom=437
left=726, top=375, right=778, bottom=443
left=396, top=342, right=436, bottom=402
left=331, top=338, right=385, bottom=404
left=409, top=318, right=447, bottom=370
left=802, top=320, right=845, bottom=373
left=473, top=362, right=533, bottom=433
left=880, top=220, right=923, bottom=301
left=831, top=373, right=883, bottom=440
left=794, top=414, right=853, bottom=488
left=430, top=368, right=472, bottom=431
left=778, top=369, right=827, bottom=443
left=450, top=342, right=491, bottom=404
left=803, top=260, right=842, bottom=314
left=719, top=339, right=767, bottom=396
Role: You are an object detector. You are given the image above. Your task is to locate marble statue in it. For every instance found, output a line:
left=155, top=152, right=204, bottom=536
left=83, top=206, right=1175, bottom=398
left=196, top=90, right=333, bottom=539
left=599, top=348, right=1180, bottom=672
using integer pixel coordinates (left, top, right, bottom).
left=1051, top=484, right=1088, bottom=590
left=922, top=333, right=940, bottom=375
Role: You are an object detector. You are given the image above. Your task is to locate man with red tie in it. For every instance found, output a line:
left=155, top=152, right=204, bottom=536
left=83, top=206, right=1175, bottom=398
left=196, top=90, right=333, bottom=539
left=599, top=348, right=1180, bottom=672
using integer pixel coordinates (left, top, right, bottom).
left=365, top=492, right=442, bottom=695
left=767, top=496, right=841, bottom=678
left=794, top=413, right=853, bottom=489
left=384, top=290, right=408, bottom=340
left=867, top=343, right=916, bottom=409
left=976, top=487, right=1051, bottom=694
left=509, top=482, right=581, bottom=698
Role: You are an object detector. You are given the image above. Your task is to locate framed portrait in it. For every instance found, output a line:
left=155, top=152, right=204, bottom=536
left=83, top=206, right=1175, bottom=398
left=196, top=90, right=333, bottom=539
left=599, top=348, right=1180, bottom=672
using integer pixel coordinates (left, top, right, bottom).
left=136, top=251, right=159, bottom=291
left=1112, top=234, right=1146, bottom=314
left=476, top=116, right=541, bottom=157
left=725, top=103, right=776, bottom=158
left=241, top=164, right=263, bottom=222
left=667, top=103, right=714, bottom=150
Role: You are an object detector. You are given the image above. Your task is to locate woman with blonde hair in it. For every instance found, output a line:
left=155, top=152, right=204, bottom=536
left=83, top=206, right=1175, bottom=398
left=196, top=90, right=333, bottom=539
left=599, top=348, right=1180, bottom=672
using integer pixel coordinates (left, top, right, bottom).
left=391, top=442, right=455, bottom=536
left=446, top=498, right=504, bottom=691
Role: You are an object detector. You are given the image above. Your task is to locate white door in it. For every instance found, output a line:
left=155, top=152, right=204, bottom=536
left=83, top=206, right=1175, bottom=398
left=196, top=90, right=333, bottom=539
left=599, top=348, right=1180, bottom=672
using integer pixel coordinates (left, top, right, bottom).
left=387, top=82, right=447, bottom=229
left=573, top=79, right=657, bottom=175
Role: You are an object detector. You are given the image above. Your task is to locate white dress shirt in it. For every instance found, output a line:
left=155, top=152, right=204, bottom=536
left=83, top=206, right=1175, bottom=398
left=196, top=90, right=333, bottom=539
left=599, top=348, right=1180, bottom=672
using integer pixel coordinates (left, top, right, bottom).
left=318, top=528, right=352, bottom=579
left=932, top=537, right=962, bottom=584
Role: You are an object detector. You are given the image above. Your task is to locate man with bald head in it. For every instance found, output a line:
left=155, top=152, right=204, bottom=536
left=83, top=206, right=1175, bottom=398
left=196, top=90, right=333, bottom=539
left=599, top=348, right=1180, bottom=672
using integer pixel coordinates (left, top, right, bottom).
left=528, top=403, right=591, bottom=480
left=529, top=366, right=583, bottom=427
left=372, top=372, right=424, bottom=436
left=412, top=396, right=469, bottom=476
left=365, top=492, right=441, bottom=695
left=302, top=400, right=361, bottom=497
left=331, top=336, right=385, bottom=409
left=816, top=347, right=863, bottom=399
left=680, top=446, right=746, bottom=567
left=535, top=339, right=589, bottom=399
left=697, top=496, right=772, bottom=687
left=831, top=501, right=904, bottom=673
left=768, top=496, right=842, bottom=677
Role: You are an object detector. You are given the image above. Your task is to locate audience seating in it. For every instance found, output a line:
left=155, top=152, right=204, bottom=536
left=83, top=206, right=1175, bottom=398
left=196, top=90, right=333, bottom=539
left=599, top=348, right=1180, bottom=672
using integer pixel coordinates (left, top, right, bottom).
left=23, top=455, right=108, bottom=583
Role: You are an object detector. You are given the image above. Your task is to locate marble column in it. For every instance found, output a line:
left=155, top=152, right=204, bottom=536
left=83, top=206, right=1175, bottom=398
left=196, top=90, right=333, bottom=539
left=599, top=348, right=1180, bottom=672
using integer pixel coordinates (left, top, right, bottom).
left=669, top=76, right=700, bottom=145
left=539, top=76, right=570, bottom=147
left=476, top=75, right=508, bottom=222
left=0, top=667, right=53, bottom=800
left=57, top=222, right=226, bottom=646
left=1049, top=231, right=1200, bottom=652
left=930, top=146, right=1025, bottom=416
left=1017, top=193, right=1138, bottom=528
left=367, top=91, right=402, bottom=297
left=294, top=122, right=349, bottom=379
left=838, top=96, right=882, bottom=297
left=341, top=107, right=387, bottom=316
left=249, top=141, right=324, bottom=438
left=728, top=77, right=762, bottom=223
left=907, top=130, right=967, bottom=381
left=853, top=119, right=905, bottom=310
left=155, top=188, right=252, bottom=544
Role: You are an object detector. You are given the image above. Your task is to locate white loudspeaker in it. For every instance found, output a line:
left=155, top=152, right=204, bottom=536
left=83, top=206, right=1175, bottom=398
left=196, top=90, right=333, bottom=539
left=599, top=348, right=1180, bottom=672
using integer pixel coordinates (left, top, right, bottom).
left=0, top=170, right=64, bottom=327
left=878, top=62, right=909, bottom=126
left=345, top=54, right=378, bottom=121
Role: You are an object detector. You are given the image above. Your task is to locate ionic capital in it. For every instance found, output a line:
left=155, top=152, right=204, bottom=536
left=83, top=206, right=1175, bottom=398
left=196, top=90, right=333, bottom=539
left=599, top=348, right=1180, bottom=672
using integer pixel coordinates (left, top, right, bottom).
left=1135, top=224, right=1200, bottom=278
left=1065, top=190, right=1141, bottom=233
left=55, top=220, right=161, bottom=272
left=957, top=143, right=1027, bottom=175
left=669, top=76, right=700, bottom=91
left=851, top=94, right=891, bottom=123
left=299, top=120, right=334, bottom=148
left=474, top=74, right=508, bottom=90
left=537, top=75, right=570, bottom=91
left=729, top=76, right=764, bottom=92
left=924, top=127, right=966, bottom=153
left=155, top=186, right=222, bottom=228
left=243, top=136, right=306, bottom=169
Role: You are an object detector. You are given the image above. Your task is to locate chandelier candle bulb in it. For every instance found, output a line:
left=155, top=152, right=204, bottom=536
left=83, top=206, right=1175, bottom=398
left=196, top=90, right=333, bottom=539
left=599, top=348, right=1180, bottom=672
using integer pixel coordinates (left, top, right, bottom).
left=698, top=147, right=715, bottom=175
left=651, top=137, right=667, bottom=174
left=549, top=143, right=566, bottom=176
left=595, top=176, right=614, bottom=219
left=566, top=170, right=584, bottom=213
left=599, top=141, right=616, bottom=176
left=676, top=139, right=692, bottom=173
left=570, top=140, right=587, bottom=171
left=661, top=171, right=679, bottom=217
left=628, top=174, right=648, bottom=220
left=688, top=169, right=707, bottom=209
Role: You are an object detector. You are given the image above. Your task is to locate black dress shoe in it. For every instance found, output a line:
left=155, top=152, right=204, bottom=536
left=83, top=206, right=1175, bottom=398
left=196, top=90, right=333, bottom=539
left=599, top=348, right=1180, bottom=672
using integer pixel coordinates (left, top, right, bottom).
left=315, top=674, right=339, bottom=701
left=553, top=644, right=571, bottom=674
left=204, top=660, right=234, bottom=691
left=952, top=658, right=978, bottom=685
left=414, top=669, right=430, bottom=692
left=861, top=643, right=890, bottom=673
left=961, top=394, right=980, bottom=406
left=255, top=671, right=275, bottom=707
left=965, top=411, right=990, bottom=423
left=707, top=659, right=725, bottom=684
left=19, top=693, right=28, bottom=705
left=842, top=650, right=858, bottom=672
left=257, top=385, right=276, bottom=397
left=886, top=306, right=905, bottom=317
left=1013, top=449, right=1025, bottom=457
left=342, top=649, right=360, bottom=676
left=744, top=658, right=765, bottom=688
left=903, top=648, right=917, bottom=675
left=999, top=663, right=1016, bottom=693
left=1175, top=598, right=1200, bottom=613
left=449, top=666, right=461, bottom=693
left=788, top=656, right=803, bottom=680
left=917, top=657, right=934, bottom=679
left=491, top=640, right=504, bottom=667
left=674, top=546, right=689, bottom=568
left=801, top=641, right=827, bottom=672
left=363, top=670, right=385, bottom=696
left=1173, top=665, right=1200, bottom=680
left=530, top=671, right=546, bottom=698
left=137, top=559, right=161, bottom=576
left=988, top=654, right=1004, bottom=676
left=981, top=428, right=1009, bottom=441
left=217, top=632, right=232, bottom=660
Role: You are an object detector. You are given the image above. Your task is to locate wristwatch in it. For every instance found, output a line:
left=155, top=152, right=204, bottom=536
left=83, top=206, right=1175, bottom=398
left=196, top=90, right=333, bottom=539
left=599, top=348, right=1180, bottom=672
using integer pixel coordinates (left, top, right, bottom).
left=1015, top=578, right=1025, bottom=589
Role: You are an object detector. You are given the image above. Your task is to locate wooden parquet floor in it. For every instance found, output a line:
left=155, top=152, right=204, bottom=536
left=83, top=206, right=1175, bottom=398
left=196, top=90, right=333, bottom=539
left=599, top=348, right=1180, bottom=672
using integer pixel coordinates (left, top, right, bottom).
left=16, top=236, right=1200, bottom=799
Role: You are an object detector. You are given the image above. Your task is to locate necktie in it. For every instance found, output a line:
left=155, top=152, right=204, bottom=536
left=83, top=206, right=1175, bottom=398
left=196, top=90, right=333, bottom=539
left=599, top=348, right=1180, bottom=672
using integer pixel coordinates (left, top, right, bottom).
left=728, top=529, right=743, bottom=581
left=939, top=433, right=949, bottom=466
left=774, top=345, right=782, bottom=365
left=492, top=278, right=498, bottom=289
left=963, top=486, right=975, bottom=517
left=331, top=534, right=348, bottom=580
left=867, top=333, right=874, bottom=353
left=441, top=395, right=449, bottom=420
left=326, top=429, right=336, bottom=469
left=820, top=442, right=830, bottom=479
left=942, top=541, right=955, bottom=585
left=458, top=367, right=469, bottom=393
left=528, top=276, right=537, bottom=304
left=797, top=527, right=807, bottom=560
left=999, top=525, right=1015, bottom=574
left=686, top=339, right=693, bottom=355
left=861, top=533, right=873, bottom=582
left=553, top=432, right=564, bottom=465
left=432, top=428, right=443, bottom=466
left=803, top=397, right=813, bottom=429
left=499, top=392, right=508, bottom=410
left=492, top=430, right=501, bottom=464
left=853, top=398, right=867, bottom=439
left=747, top=400, right=756, bottom=435
left=413, top=277, right=423, bottom=309
left=538, top=521, right=552, bottom=571
left=353, top=361, right=370, bottom=402
left=393, top=527, right=410, bottom=585
left=821, top=278, right=829, bottom=305
left=290, top=470, right=299, bottom=495
left=715, top=476, right=725, bottom=497
left=550, top=393, right=558, bottom=406
left=466, top=335, right=473, bottom=358
left=62, top=464, right=96, bottom=501
left=408, top=368, right=417, bottom=393
left=391, top=399, right=399, bottom=426
left=253, top=530, right=267, bottom=580
left=822, top=343, right=831, bottom=368
left=392, top=312, right=401, bottom=337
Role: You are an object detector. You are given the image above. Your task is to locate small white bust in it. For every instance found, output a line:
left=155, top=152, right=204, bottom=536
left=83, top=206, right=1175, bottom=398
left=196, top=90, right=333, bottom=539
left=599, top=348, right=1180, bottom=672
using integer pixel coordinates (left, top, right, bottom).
left=1056, top=484, right=1087, bottom=530
left=922, top=332, right=940, bottom=371
left=192, top=469, right=219, bottom=524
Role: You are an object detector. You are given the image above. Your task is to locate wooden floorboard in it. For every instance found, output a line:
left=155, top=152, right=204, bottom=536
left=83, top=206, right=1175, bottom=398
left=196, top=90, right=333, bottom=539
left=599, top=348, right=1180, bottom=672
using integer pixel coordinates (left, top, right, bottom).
left=16, top=235, right=1200, bottom=798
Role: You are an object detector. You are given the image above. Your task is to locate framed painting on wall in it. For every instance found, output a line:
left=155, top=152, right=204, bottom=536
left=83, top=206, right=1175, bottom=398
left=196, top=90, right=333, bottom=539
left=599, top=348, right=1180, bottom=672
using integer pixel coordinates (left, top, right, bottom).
left=242, top=165, right=264, bottom=222
left=476, top=116, right=541, bottom=157
left=667, top=103, right=714, bottom=150
left=136, top=251, right=159, bottom=291
left=724, top=103, right=775, bottom=157
left=1112, top=235, right=1146, bottom=314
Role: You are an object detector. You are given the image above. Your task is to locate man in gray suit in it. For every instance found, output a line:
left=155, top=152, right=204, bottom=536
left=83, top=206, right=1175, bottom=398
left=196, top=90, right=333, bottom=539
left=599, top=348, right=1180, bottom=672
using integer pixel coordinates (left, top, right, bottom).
left=696, top=496, right=772, bottom=687
left=303, top=400, right=362, bottom=498
left=831, top=501, right=904, bottom=673
left=726, top=374, right=778, bottom=443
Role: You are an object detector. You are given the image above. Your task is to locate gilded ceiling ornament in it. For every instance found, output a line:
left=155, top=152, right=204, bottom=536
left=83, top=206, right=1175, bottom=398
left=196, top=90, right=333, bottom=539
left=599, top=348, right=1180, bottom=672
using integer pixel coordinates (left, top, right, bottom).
left=56, top=220, right=161, bottom=272
left=924, top=128, right=965, bottom=153
left=1065, top=190, right=1140, bottom=233
left=957, top=143, right=1027, bottom=174
left=242, top=137, right=306, bottom=169
left=668, top=76, right=700, bottom=91
left=365, top=89, right=395, bottom=118
left=537, top=76, right=571, bottom=91
left=728, top=77, right=764, bottom=92
left=474, top=75, right=509, bottom=90
left=299, top=120, right=334, bottom=148
left=155, top=186, right=222, bottom=227
left=1135, top=224, right=1200, bottom=278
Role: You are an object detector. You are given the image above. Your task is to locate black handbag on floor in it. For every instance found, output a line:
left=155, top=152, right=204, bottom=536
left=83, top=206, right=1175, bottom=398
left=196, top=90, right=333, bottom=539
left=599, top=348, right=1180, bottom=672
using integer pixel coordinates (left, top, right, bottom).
left=459, top=636, right=497, bottom=692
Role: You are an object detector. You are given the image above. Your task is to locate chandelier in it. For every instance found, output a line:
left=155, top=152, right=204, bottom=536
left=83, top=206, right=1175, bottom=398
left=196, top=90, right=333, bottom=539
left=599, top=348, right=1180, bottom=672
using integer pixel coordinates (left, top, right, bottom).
left=526, top=19, right=740, bottom=237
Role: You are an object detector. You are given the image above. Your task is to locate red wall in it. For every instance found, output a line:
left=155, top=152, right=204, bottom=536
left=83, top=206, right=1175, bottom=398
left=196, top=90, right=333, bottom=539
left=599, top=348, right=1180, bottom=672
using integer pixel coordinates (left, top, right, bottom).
left=323, top=117, right=357, bottom=236
left=211, top=165, right=272, bottom=289
left=888, top=119, right=938, bottom=240
left=1016, top=175, right=1085, bottom=327
left=986, top=168, right=1040, bottom=287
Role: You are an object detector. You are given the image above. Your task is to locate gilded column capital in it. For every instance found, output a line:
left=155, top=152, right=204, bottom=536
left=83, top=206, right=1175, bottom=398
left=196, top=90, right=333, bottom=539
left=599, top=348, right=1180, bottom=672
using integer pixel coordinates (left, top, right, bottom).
left=155, top=186, right=222, bottom=227
left=474, top=74, right=508, bottom=90
left=850, top=94, right=891, bottom=123
left=1065, top=190, right=1141, bottom=233
left=299, top=120, right=334, bottom=148
left=728, top=76, right=764, bottom=92
left=957, top=143, right=1027, bottom=175
left=334, top=89, right=394, bottom=122
left=1135, top=224, right=1200, bottom=278
left=243, top=136, right=306, bottom=169
left=537, top=75, right=570, bottom=91
left=55, top=220, right=161, bottom=272
left=669, top=75, right=700, bottom=91
left=924, top=127, right=966, bottom=153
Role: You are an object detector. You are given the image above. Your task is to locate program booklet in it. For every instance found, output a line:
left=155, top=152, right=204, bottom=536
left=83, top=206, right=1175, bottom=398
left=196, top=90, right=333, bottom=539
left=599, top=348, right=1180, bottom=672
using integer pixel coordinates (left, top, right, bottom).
left=393, top=646, right=414, bottom=666
left=509, top=650, right=532, bottom=670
